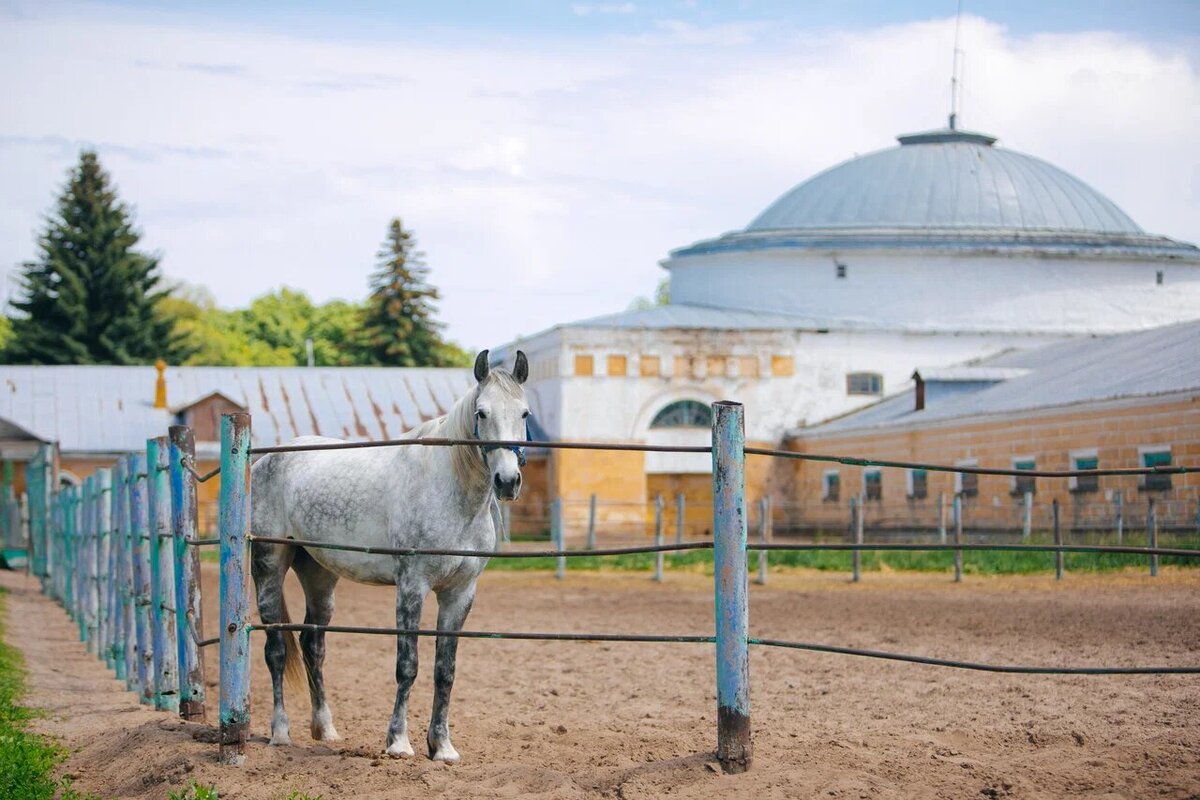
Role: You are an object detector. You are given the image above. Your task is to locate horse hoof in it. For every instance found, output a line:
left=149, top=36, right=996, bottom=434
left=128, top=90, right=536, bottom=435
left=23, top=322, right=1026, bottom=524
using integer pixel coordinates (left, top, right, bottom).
left=269, top=734, right=291, bottom=747
left=384, top=736, right=415, bottom=758
left=312, top=726, right=342, bottom=742
left=429, top=742, right=460, bottom=764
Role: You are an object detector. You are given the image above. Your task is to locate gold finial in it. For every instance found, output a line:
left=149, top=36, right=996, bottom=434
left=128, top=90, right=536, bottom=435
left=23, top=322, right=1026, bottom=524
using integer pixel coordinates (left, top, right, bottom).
left=154, top=359, right=168, bottom=409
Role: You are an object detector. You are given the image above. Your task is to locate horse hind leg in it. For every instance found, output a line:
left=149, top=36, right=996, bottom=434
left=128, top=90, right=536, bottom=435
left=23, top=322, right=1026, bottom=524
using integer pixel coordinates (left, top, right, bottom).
left=385, top=562, right=427, bottom=758
left=427, top=582, right=476, bottom=764
left=251, top=541, right=295, bottom=746
left=293, top=549, right=341, bottom=741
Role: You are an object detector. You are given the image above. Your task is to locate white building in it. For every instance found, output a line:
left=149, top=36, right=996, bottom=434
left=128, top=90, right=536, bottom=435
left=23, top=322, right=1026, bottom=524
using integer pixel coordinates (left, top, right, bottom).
left=496, top=125, right=1200, bottom=523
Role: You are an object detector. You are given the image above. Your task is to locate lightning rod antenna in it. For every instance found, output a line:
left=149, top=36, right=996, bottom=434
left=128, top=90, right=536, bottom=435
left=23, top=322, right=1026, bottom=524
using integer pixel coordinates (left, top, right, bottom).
left=949, top=0, right=963, bottom=130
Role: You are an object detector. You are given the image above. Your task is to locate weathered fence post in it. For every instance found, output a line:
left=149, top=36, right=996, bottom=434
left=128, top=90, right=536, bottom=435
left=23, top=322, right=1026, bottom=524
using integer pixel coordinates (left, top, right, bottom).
left=551, top=498, right=565, bottom=580
left=937, top=491, right=946, bottom=544
left=953, top=494, right=963, bottom=583
left=83, top=475, right=98, bottom=652
left=852, top=493, right=864, bottom=583
left=111, top=457, right=129, bottom=683
left=129, top=454, right=155, bottom=705
left=29, top=445, right=51, bottom=587
left=96, top=468, right=114, bottom=671
left=653, top=493, right=665, bottom=583
left=1022, top=492, right=1033, bottom=540
left=219, top=412, right=252, bottom=765
left=1114, top=490, right=1124, bottom=544
left=65, top=485, right=78, bottom=622
left=754, top=496, right=770, bottom=586
left=1147, top=498, right=1158, bottom=578
left=148, top=437, right=180, bottom=712
left=170, top=426, right=206, bottom=721
left=1053, top=498, right=1063, bottom=581
left=586, top=493, right=596, bottom=550
left=676, top=492, right=685, bottom=545
left=711, top=401, right=750, bottom=774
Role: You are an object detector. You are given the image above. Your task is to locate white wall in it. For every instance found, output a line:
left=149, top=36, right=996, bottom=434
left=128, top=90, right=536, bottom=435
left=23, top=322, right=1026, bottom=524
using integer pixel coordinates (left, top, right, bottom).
left=667, top=249, right=1200, bottom=334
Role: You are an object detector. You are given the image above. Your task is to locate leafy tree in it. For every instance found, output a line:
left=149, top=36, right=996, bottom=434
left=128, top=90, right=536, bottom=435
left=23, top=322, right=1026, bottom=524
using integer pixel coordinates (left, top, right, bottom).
left=626, top=276, right=670, bottom=311
left=358, top=218, right=460, bottom=367
left=5, top=150, right=189, bottom=364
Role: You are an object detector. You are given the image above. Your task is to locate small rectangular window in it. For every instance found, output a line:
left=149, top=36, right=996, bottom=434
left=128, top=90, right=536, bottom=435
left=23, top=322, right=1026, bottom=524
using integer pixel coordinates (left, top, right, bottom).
left=606, top=355, right=627, bottom=377
left=673, top=356, right=691, bottom=378
left=835, top=262, right=847, bottom=279
left=1070, top=451, right=1099, bottom=493
left=706, top=356, right=727, bottom=377
left=822, top=470, right=840, bottom=502
left=847, top=372, right=883, bottom=396
left=771, top=356, right=794, bottom=377
left=864, top=469, right=882, bottom=501
left=737, top=356, right=759, bottom=378
left=574, top=355, right=594, bottom=377
left=1012, top=458, right=1036, bottom=496
left=908, top=468, right=928, bottom=499
left=955, top=459, right=979, bottom=497
left=1140, top=448, right=1172, bottom=491
left=639, top=355, right=660, bottom=377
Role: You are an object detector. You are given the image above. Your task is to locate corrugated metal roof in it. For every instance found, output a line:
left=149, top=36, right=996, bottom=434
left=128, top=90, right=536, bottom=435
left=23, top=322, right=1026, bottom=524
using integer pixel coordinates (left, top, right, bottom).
left=0, top=366, right=473, bottom=454
left=915, top=366, right=1031, bottom=382
left=562, top=303, right=822, bottom=331
left=796, top=320, right=1200, bottom=437
left=749, top=130, right=1141, bottom=234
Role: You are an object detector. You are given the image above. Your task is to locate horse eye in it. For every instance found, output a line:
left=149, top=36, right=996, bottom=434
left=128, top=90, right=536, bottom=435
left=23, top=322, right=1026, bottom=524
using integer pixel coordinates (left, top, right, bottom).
left=476, top=409, right=487, bottom=419
left=521, top=410, right=530, bottom=419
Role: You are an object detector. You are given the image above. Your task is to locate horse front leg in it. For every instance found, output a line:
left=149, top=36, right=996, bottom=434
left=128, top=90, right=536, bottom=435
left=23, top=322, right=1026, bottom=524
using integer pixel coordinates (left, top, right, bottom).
left=427, top=582, right=476, bottom=763
left=384, top=565, right=426, bottom=758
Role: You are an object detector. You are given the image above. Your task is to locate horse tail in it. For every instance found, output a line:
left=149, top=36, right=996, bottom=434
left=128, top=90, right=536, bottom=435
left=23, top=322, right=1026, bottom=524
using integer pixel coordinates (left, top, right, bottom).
left=280, top=590, right=307, bottom=692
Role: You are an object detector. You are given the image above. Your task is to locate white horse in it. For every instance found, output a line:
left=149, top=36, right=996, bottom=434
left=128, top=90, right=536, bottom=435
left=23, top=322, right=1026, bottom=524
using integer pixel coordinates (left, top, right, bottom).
left=250, top=350, right=529, bottom=763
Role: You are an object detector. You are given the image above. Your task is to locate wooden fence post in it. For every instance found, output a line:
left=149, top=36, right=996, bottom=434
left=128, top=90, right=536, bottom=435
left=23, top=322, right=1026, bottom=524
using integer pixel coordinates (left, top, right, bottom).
left=653, top=493, right=665, bottom=582
left=1053, top=498, right=1063, bottom=581
left=219, top=412, right=252, bottom=765
left=1148, top=498, right=1158, bottom=578
left=129, top=454, right=155, bottom=705
left=711, top=401, right=750, bottom=774
left=586, top=493, right=596, bottom=550
left=953, top=494, right=963, bottom=583
left=170, top=426, right=206, bottom=721
left=148, top=437, right=180, bottom=712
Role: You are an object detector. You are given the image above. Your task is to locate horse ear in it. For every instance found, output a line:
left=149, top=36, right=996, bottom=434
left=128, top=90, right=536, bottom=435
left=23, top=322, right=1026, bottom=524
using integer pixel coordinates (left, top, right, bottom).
left=513, top=350, right=528, bottom=384
left=474, top=350, right=490, bottom=383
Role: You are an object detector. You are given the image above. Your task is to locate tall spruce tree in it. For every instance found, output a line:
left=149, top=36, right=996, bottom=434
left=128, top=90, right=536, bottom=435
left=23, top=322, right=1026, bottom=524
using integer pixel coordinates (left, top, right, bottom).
left=359, top=218, right=457, bottom=367
left=5, top=151, right=187, bottom=364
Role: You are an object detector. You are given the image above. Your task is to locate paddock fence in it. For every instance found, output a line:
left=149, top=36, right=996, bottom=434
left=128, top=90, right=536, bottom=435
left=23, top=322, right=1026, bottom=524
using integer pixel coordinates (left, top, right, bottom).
left=18, top=404, right=1200, bottom=775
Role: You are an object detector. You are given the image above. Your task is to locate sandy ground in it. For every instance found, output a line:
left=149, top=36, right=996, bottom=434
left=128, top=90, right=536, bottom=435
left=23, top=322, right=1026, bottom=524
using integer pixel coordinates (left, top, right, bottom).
left=3, top=564, right=1199, bottom=800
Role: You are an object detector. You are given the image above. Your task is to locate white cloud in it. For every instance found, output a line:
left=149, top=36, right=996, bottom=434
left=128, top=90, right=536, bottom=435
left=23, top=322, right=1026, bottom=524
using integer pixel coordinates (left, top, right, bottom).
left=0, top=9, right=1196, bottom=351
left=572, top=3, right=636, bottom=17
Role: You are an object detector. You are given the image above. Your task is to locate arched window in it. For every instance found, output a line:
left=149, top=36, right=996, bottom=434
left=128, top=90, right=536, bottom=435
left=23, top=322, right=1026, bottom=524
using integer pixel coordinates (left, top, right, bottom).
left=650, top=400, right=712, bottom=429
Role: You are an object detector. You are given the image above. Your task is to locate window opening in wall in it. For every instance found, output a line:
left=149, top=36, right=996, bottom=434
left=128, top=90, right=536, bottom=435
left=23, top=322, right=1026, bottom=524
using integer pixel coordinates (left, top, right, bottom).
left=1012, top=459, right=1036, bottom=496
left=1070, top=453, right=1099, bottom=493
left=956, top=459, right=979, bottom=497
left=1140, top=448, right=1172, bottom=491
left=847, top=372, right=883, bottom=396
left=650, top=400, right=712, bottom=429
left=822, top=470, right=840, bottom=502
left=574, top=354, right=594, bottom=376
left=908, top=468, right=928, bottom=499
left=639, top=355, right=660, bottom=377
left=1156, top=270, right=1164, bottom=285
left=835, top=262, right=847, bottom=279
left=606, top=355, right=627, bottom=377
left=864, top=469, right=882, bottom=501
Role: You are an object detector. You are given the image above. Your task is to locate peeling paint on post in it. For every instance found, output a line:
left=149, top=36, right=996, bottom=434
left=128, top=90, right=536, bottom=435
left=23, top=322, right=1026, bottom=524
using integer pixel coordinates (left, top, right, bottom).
left=219, top=412, right=251, bottom=766
left=170, top=426, right=207, bottom=721
left=96, top=468, right=114, bottom=671
left=148, top=437, right=180, bottom=712
left=129, top=454, right=155, bottom=706
left=711, top=401, right=750, bottom=774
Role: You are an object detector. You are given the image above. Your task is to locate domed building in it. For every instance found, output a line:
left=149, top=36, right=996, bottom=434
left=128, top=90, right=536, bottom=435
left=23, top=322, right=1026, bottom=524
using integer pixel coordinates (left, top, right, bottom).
left=495, top=126, right=1200, bottom=534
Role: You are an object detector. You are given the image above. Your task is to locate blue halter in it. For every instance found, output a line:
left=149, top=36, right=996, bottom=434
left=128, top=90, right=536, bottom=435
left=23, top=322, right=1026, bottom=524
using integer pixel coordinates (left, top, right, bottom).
left=473, top=419, right=528, bottom=467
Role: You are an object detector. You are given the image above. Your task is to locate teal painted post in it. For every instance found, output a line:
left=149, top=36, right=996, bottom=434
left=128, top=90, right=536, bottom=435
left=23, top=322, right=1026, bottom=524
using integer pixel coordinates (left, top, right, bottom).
left=1053, top=499, right=1063, bottom=581
left=29, top=445, right=50, bottom=584
left=80, top=476, right=95, bottom=649
left=711, top=401, right=751, bottom=774
left=148, top=437, right=180, bottom=712
left=129, top=454, right=155, bottom=705
left=1, top=462, right=10, bottom=555
left=96, top=468, right=114, bottom=670
left=653, top=493, right=664, bottom=583
left=65, top=485, right=78, bottom=620
left=1148, top=498, right=1158, bottom=578
left=551, top=498, right=565, bottom=580
left=219, top=412, right=252, bottom=765
left=170, top=426, right=206, bottom=721
left=119, top=457, right=137, bottom=687
left=110, top=457, right=128, bottom=681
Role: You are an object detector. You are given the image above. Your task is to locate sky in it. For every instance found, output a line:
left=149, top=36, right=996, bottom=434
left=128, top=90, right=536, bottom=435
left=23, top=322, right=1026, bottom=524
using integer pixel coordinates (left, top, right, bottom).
left=1, top=1, right=1198, bottom=351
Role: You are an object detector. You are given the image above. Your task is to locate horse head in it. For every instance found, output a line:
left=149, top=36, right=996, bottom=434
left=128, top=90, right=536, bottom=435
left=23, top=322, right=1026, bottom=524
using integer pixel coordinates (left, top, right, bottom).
left=472, top=349, right=529, bottom=501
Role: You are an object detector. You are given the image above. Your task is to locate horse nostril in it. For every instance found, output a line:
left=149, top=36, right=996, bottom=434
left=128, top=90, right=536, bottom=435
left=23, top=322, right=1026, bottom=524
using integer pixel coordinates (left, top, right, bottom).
left=493, top=473, right=504, bottom=490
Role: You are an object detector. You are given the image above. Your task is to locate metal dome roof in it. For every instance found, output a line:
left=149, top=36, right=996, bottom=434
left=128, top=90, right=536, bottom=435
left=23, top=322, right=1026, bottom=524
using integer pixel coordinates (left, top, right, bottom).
left=747, top=129, right=1142, bottom=234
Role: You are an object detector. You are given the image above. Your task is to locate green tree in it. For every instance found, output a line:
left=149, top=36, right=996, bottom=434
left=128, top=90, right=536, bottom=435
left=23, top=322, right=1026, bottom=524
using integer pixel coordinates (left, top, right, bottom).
left=5, top=150, right=189, bottom=364
left=626, top=276, right=670, bottom=311
left=358, top=218, right=459, bottom=367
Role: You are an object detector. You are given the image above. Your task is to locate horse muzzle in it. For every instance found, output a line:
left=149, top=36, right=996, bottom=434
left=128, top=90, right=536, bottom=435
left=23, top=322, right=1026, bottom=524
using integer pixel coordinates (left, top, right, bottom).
left=493, top=471, right=522, bottom=501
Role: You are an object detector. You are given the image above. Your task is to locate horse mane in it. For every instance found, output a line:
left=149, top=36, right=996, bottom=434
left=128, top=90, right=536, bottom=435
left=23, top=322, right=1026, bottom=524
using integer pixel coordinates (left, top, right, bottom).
left=408, top=370, right=524, bottom=491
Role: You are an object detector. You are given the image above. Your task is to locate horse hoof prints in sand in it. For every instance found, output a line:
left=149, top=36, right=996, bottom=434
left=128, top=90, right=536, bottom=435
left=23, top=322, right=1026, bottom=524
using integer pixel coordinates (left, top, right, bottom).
left=251, top=349, right=529, bottom=764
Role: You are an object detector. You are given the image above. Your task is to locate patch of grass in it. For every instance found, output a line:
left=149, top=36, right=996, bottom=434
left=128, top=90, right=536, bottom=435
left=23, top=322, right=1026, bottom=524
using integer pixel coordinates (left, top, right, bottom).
left=485, top=535, right=1200, bottom=576
left=0, top=589, right=100, bottom=800
left=167, top=780, right=218, bottom=800
left=285, top=791, right=324, bottom=800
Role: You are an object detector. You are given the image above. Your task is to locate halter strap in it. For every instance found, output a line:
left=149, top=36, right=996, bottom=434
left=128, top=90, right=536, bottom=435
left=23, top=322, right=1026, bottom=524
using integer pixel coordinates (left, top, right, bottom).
left=473, top=419, right=528, bottom=468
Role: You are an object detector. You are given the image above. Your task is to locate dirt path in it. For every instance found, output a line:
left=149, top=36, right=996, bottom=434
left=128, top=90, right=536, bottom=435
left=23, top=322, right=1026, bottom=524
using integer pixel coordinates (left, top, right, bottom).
left=3, top=565, right=1199, bottom=799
